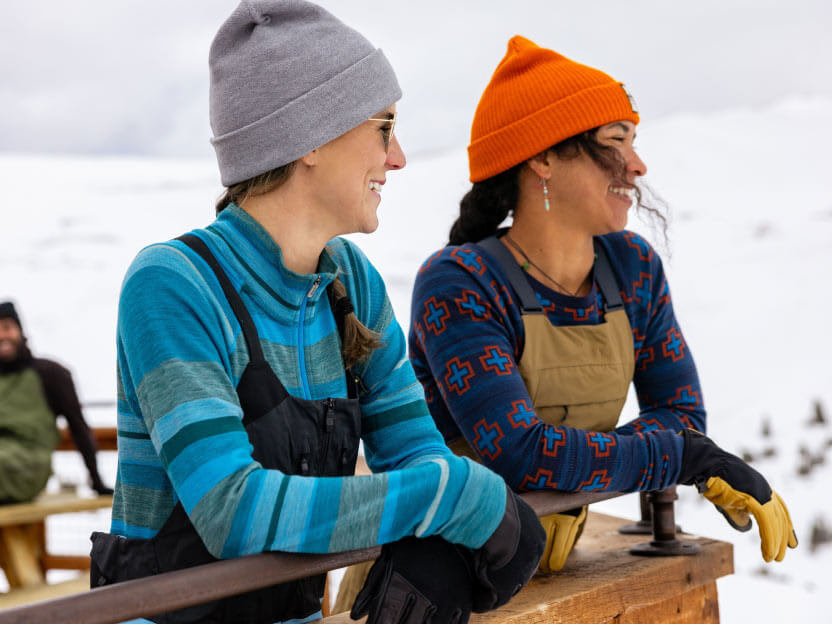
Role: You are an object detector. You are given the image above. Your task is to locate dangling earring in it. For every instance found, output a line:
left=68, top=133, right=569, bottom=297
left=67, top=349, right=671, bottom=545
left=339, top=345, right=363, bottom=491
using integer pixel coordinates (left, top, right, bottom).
left=541, top=178, right=550, bottom=212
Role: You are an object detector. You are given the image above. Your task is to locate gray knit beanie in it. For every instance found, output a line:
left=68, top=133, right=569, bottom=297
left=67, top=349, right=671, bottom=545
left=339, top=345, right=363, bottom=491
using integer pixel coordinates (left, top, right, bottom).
left=209, top=0, right=402, bottom=186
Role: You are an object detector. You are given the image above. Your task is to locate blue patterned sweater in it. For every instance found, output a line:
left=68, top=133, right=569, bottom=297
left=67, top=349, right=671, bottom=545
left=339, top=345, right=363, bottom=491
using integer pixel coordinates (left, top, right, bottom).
left=111, top=205, right=507, bottom=559
left=408, top=231, right=705, bottom=493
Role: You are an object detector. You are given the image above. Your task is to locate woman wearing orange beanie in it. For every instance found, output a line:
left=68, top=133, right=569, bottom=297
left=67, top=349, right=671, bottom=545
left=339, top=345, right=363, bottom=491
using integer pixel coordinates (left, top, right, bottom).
left=409, top=35, right=797, bottom=572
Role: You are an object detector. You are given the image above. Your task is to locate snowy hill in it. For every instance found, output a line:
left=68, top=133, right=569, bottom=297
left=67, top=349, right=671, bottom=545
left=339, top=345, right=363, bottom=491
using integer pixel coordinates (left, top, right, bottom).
left=1, top=96, right=830, bottom=621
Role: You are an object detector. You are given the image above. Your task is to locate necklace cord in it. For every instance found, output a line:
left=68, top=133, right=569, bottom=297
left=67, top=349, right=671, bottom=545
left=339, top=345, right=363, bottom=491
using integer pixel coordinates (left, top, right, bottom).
left=503, top=233, right=586, bottom=297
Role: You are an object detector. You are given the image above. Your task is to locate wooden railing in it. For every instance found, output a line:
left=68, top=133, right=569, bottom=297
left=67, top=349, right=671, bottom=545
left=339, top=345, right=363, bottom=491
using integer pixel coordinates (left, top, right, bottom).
left=0, top=427, right=732, bottom=623
left=0, top=489, right=628, bottom=624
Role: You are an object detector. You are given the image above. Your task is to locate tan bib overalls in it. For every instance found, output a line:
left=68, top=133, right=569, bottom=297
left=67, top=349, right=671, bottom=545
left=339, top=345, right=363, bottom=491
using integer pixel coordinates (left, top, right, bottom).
left=334, top=237, right=634, bottom=611
left=451, top=236, right=634, bottom=572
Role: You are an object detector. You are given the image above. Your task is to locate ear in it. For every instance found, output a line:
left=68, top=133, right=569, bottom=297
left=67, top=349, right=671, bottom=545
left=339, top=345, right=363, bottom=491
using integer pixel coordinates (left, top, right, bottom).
left=299, top=149, right=319, bottom=167
left=526, top=150, right=551, bottom=180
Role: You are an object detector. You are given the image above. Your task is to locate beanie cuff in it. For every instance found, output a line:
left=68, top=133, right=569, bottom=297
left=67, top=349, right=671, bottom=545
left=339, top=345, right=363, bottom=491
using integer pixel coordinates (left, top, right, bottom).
left=468, top=82, right=639, bottom=182
left=211, top=48, right=401, bottom=186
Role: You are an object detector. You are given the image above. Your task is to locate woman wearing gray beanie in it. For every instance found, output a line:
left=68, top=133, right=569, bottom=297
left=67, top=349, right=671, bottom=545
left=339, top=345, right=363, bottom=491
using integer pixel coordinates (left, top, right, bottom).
left=89, top=2, right=544, bottom=623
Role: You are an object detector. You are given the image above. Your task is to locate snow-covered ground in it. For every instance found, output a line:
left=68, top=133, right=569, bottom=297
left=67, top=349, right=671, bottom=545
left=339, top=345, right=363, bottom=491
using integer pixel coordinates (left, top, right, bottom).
left=1, top=95, right=830, bottom=621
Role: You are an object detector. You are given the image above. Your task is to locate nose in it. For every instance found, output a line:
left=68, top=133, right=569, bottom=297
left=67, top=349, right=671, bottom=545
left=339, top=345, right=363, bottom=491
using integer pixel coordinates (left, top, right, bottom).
left=627, top=148, right=647, bottom=179
left=385, top=134, right=406, bottom=171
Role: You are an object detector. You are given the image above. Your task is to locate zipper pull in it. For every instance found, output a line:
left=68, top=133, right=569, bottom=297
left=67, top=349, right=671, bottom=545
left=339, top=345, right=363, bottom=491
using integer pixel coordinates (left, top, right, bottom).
left=307, top=275, right=321, bottom=298
left=325, top=398, right=335, bottom=432
left=301, top=440, right=311, bottom=475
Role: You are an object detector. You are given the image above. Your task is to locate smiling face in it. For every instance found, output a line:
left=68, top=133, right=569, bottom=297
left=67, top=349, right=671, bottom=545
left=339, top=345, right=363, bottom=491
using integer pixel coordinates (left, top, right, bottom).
left=0, top=318, right=23, bottom=362
left=308, top=106, right=406, bottom=237
left=546, top=120, right=646, bottom=235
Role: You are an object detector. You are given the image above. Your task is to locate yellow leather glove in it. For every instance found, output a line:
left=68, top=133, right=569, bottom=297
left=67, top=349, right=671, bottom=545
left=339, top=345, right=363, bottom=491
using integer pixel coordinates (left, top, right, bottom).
left=679, top=429, right=798, bottom=562
left=700, top=477, right=797, bottom=562
left=537, top=505, right=587, bottom=572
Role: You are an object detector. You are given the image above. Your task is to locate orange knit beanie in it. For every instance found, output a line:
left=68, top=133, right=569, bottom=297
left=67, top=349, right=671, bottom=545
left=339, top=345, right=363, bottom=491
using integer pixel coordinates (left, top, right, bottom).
left=468, top=36, right=639, bottom=182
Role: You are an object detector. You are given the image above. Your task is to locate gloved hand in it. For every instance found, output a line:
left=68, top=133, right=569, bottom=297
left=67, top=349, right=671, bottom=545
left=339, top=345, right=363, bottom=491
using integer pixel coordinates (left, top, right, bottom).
left=351, top=535, right=472, bottom=624
left=466, top=485, right=546, bottom=612
left=91, top=480, right=114, bottom=496
left=537, top=505, right=587, bottom=572
left=678, top=428, right=797, bottom=562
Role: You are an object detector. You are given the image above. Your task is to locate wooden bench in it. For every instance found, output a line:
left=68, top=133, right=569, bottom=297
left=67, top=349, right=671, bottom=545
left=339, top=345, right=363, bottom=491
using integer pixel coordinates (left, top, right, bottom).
left=0, top=493, right=113, bottom=587
left=323, top=511, right=734, bottom=624
left=0, top=427, right=116, bottom=603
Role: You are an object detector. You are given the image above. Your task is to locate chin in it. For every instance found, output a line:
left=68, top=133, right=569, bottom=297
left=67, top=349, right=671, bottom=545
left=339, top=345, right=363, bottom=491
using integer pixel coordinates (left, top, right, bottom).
left=361, top=207, right=381, bottom=234
left=607, top=208, right=629, bottom=233
left=364, top=222, right=380, bottom=234
left=355, top=217, right=380, bottom=235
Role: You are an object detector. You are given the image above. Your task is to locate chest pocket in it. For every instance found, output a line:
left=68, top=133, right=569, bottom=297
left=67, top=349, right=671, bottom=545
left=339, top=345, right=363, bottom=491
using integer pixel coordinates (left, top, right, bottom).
left=518, top=310, right=633, bottom=432
left=476, top=235, right=634, bottom=434
left=243, top=383, right=362, bottom=478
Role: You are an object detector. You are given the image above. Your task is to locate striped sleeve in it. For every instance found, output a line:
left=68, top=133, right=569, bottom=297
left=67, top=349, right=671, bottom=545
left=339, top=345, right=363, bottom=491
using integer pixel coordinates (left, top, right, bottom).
left=327, top=238, right=509, bottom=547
left=605, top=233, right=707, bottom=437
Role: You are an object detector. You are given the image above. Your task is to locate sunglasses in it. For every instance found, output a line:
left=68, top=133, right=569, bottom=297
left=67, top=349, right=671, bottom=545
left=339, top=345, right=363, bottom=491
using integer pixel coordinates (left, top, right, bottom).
left=366, top=113, right=397, bottom=152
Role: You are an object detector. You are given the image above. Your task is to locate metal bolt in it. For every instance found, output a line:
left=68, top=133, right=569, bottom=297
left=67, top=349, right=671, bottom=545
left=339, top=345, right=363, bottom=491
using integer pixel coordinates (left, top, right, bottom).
left=629, top=486, right=700, bottom=557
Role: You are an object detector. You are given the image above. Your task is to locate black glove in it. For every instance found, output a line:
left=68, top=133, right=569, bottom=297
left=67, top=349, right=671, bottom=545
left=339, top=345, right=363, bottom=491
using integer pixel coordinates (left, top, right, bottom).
left=679, top=428, right=797, bottom=562
left=466, top=485, right=546, bottom=612
left=351, top=536, right=472, bottom=624
left=92, top=480, right=114, bottom=496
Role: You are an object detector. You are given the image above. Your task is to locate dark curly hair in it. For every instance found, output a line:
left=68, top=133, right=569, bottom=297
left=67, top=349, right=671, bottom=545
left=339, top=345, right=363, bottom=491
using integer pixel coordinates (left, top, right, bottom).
left=448, top=130, right=667, bottom=246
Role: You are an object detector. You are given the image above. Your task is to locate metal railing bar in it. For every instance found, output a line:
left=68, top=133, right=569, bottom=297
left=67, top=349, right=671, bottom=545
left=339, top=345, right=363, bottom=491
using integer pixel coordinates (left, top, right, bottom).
left=81, top=400, right=118, bottom=409
left=0, top=489, right=624, bottom=624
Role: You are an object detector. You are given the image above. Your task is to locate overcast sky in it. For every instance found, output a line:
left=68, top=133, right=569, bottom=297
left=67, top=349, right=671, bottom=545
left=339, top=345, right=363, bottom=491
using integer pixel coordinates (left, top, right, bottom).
left=1, top=0, right=830, bottom=159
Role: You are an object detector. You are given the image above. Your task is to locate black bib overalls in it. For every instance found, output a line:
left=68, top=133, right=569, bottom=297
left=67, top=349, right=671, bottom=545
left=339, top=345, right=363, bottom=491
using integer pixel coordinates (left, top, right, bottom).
left=91, top=234, right=362, bottom=624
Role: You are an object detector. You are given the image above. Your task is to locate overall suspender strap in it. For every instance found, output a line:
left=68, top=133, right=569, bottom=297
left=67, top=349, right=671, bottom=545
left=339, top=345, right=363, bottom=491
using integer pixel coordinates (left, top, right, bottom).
left=476, top=236, right=543, bottom=314
left=177, top=233, right=359, bottom=400
left=177, top=233, right=266, bottom=363
left=477, top=235, right=624, bottom=314
left=592, top=240, right=624, bottom=312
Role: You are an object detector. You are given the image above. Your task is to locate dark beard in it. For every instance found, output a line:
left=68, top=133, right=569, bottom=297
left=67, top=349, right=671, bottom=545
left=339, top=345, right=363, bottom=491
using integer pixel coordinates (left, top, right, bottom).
left=0, top=340, right=33, bottom=374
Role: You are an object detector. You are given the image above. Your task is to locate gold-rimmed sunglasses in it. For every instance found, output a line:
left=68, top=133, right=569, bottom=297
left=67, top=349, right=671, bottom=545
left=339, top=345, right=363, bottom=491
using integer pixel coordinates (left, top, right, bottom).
left=366, top=113, right=397, bottom=152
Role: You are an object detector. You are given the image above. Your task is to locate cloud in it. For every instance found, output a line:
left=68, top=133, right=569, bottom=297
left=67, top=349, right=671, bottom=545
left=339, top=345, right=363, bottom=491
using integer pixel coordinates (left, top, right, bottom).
left=1, top=0, right=830, bottom=157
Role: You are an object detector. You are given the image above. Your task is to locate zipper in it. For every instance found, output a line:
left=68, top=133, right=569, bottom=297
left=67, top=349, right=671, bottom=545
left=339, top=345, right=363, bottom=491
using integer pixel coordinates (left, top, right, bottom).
left=297, top=275, right=321, bottom=399
left=319, top=397, right=335, bottom=472
left=300, top=439, right=311, bottom=475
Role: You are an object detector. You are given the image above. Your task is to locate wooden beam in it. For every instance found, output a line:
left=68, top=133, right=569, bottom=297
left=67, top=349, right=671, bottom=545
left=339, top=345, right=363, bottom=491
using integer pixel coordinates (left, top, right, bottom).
left=40, top=555, right=91, bottom=572
left=0, top=525, right=46, bottom=589
left=56, top=427, right=118, bottom=452
left=0, top=494, right=113, bottom=528
left=0, top=575, right=89, bottom=609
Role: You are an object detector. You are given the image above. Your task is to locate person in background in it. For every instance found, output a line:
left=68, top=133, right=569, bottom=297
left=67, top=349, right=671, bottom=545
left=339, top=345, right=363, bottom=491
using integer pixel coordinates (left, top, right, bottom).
left=0, top=301, right=111, bottom=502
left=89, top=3, right=544, bottom=624
left=409, top=35, right=796, bottom=573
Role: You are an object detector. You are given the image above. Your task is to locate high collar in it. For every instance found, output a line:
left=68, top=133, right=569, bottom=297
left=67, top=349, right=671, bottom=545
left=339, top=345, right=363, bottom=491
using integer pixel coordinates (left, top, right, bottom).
left=203, top=204, right=339, bottom=310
